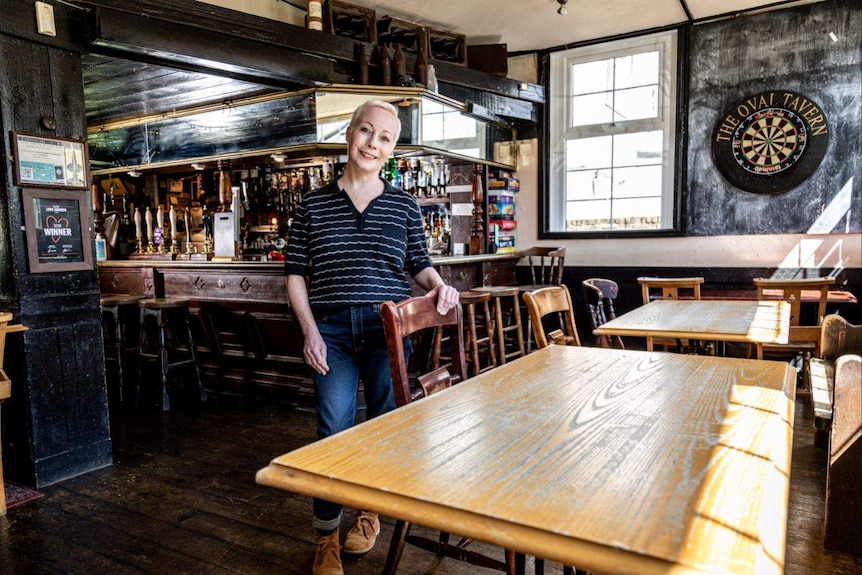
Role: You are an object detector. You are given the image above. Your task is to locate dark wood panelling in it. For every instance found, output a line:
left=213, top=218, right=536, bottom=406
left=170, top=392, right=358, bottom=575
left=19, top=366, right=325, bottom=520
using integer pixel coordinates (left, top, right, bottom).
left=1, top=15, right=111, bottom=487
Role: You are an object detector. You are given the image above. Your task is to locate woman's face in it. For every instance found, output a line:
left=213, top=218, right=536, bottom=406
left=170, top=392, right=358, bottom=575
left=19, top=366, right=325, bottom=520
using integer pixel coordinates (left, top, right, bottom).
left=345, top=106, right=398, bottom=175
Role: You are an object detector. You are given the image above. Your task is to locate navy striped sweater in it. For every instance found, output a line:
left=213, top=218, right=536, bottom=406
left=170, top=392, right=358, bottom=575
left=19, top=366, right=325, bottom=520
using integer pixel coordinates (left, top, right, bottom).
left=285, top=179, right=432, bottom=311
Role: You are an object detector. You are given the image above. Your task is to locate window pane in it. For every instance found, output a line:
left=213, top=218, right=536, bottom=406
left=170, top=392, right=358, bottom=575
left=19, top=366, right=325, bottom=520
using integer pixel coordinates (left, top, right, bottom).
left=612, top=131, right=663, bottom=167
left=566, top=135, right=611, bottom=170
left=613, top=86, right=658, bottom=122
left=566, top=199, right=611, bottom=230
left=567, top=168, right=612, bottom=201
left=614, top=51, right=659, bottom=89
left=570, top=59, right=614, bottom=95
left=614, top=165, right=663, bottom=198
left=613, top=197, right=662, bottom=224
left=423, top=115, right=444, bottom=140
left=570, top=93, right=614, bottom=127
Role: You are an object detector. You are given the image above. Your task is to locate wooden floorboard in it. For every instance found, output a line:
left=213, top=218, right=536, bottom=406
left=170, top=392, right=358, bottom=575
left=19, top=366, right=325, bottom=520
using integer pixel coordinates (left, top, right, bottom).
left=1, top=387, right=860, bottom=575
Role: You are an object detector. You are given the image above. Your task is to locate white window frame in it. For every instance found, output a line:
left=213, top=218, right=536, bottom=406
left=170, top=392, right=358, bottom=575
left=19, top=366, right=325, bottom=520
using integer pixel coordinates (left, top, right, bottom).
left=548, top=30, right=678, bottom=233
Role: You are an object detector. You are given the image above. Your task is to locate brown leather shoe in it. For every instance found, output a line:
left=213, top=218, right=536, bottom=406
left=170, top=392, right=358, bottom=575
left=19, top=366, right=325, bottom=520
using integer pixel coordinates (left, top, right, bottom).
left=342, top=511, right=380, bottom=555
left=313, top=530, right=343, bottom=575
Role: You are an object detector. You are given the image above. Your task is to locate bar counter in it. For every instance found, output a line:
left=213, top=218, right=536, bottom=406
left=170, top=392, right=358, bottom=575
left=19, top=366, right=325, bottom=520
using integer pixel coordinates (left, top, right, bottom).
left=98, top=254, right=519, bottom=402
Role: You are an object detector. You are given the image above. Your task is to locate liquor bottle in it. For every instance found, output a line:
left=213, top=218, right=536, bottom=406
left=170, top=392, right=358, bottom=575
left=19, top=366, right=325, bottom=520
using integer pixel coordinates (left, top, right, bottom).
left=357, top=44, right=369, bottom=85
left=392, top=44, right=407, bottom=85
left=379, top=45, right=392, bottom=86
left=414, top=46, right=428, bottom=87
left=306, top=0, right=323, bottom=30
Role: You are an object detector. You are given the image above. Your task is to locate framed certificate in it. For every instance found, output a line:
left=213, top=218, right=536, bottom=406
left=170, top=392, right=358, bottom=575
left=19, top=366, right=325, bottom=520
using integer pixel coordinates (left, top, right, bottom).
left=11, top=131, right=89, bottom=190
left=22, top=188, right=94, bottom=273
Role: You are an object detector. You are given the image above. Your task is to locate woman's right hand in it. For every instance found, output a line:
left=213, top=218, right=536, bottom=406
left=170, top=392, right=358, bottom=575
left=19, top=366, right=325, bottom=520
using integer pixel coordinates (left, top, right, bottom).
left=303, top=326, right=329, bottom=375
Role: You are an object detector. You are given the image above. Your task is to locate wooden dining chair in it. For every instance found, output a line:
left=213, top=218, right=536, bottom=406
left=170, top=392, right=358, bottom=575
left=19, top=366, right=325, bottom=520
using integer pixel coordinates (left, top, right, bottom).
left=380, top=297, right=518, bottom=575
left=517, top=247, right=566, bottom=352
left=582, top=278, right=624, bottom=349
left=518, top=247, right=566, bottom=291
left=638, top=276, right=704, bottom=303
left=522, top=285, right=582, bottom=349
left=638, top=276, right=706, bottom=353
left=753, top=276, right=835, bottom=360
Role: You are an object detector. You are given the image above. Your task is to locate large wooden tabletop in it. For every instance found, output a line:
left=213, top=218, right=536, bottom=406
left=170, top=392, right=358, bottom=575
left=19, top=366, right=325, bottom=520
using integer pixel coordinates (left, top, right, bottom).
left=594, top=299, right=790, bottom=359
left=257, top=345, right=796, bottom=575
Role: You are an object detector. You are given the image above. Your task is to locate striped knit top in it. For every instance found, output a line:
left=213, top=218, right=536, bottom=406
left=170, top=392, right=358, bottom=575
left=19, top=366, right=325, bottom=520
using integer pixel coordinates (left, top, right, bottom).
left=284, top=179, right=432, bottom=312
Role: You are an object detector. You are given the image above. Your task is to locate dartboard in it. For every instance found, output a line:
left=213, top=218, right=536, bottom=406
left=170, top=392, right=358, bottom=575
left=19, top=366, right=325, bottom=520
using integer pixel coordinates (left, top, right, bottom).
left=732, top=108, right=807, bottom=174
left=712, top=90, right=829, bottom=195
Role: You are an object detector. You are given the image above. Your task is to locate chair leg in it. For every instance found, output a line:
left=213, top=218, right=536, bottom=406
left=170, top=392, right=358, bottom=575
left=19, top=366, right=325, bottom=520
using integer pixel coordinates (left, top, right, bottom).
left=383, top=519, right=411, bottom=575
left=535, top=557, right=544, bottom=575
left=507, top=549, right=521, bottom=575
left=156, top=312, right=171, bottom=412
left=182, top=313, right=206, bottom=402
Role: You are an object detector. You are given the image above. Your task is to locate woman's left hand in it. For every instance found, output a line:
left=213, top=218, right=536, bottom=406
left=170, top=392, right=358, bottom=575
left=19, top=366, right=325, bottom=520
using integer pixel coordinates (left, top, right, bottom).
left=427, top=284, right=459, bottom=315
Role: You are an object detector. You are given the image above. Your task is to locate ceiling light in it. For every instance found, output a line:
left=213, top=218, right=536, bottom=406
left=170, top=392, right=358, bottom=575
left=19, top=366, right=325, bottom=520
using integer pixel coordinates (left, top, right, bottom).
left=127, top=170, right=142, bottom=178
left=191, top=162, right=206, bottom=171
left=557, top=0, right=568, bottom=15
left=271, top=153, right=286, bottom=162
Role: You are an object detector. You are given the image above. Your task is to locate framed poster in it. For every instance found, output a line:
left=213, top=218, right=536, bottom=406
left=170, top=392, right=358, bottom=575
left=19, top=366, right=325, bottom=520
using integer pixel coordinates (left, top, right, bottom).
left=22, top=188, right=94, bottom=273
left=11, top=131, right=89, bottom=189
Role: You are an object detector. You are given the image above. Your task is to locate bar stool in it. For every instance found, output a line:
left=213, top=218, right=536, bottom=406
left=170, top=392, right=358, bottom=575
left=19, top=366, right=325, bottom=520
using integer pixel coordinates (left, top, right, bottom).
left=471, top=286, right=525, bottom=365
left=136, top=297, right=206, bottom=411
left=100, top=294, right=142, bottom=405
left=433, top=291, right=497, bottom=378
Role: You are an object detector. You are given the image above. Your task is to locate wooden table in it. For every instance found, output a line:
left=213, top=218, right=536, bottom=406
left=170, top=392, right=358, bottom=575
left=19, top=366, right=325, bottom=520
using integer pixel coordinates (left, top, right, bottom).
left=702, top=289, right=857, bottom=304
left=594, top=299, right=790, bottom=359
left=257, top=345, right=796, bottom=575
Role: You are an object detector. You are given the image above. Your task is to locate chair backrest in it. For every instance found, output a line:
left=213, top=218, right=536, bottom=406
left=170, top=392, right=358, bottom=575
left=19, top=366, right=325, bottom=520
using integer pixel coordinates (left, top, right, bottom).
left=638, top=277, right=704, bottom=304
left=753, top=277, right=835, bottom=345
left=819, top=314, right=862, bottom=361
left=381, top=297, right=467, bottom=407
left=582, top=279, right=624, bottom=349
left=519, top=247, right=566, bottom=287
left=522, top=285, right=581, bottom=350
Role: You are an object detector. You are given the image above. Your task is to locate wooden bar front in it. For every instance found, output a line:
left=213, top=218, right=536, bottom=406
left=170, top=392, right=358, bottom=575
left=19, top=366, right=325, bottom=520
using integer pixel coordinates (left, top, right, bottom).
left=98, top=255, right=518, bottom=402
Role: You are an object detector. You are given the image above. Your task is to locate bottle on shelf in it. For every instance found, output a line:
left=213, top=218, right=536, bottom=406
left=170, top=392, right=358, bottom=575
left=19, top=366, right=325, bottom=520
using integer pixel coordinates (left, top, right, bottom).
left=357, top=44, right=369, bottom=85
left=392, top=43, right=407, bottom=85
left=414, top=47, right=428, bottom=87
left=379, top=44, right=392, bottom=86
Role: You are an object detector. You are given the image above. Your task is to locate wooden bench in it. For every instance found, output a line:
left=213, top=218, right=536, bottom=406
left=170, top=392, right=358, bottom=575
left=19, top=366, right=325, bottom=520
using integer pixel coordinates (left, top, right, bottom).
left=806, top=315, right=861, bottom=447
left=823, top=353, right=862, bottom=555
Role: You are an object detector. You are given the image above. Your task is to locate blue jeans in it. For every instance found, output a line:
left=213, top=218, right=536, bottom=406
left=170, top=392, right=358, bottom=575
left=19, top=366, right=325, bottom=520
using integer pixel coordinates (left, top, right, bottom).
left=311, top=303, right=407, bottom=531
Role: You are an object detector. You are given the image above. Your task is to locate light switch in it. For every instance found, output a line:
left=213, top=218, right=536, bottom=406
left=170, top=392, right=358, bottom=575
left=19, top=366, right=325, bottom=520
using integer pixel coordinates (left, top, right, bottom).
left=36, top=1, right=56, bottom=37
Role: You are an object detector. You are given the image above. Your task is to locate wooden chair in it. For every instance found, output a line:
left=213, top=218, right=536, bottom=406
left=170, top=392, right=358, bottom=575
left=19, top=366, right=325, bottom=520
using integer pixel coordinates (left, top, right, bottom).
left=0, top=314, right=25, bottom=516
left=518, top=247, right=566, bottom=352
left=518, top=247, right=566, bottom=290
left=753, top=277, right=835, bottom=359
left=522, top=285, right=582, bottom=349
left=380, top=297, right=517, bottom=575
left=638, top=276, right=706, bottom=353
left=582, top=278, right=624, bottom=349
left=638, top=276, right=704, bottom=303
left=0, top=312, right=11, bottom=516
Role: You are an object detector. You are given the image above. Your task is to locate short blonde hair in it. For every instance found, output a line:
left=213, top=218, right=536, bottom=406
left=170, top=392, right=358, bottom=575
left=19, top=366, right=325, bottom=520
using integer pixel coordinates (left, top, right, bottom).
left=349, top=99, right=402, bottom=142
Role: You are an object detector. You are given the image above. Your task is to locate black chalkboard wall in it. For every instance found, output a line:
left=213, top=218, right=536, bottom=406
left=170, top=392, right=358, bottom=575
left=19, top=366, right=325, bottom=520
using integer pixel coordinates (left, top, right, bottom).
left=686, top=0, right=861, bottom=236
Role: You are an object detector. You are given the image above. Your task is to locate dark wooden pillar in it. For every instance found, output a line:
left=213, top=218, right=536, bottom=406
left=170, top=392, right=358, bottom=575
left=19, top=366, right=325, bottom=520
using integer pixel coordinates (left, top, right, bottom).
left=0, top=0, right=111, bottom=487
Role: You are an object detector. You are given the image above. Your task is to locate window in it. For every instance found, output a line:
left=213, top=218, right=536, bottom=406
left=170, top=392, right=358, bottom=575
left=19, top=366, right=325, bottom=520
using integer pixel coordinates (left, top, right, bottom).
left=548, top=31, right=678, bottom=233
